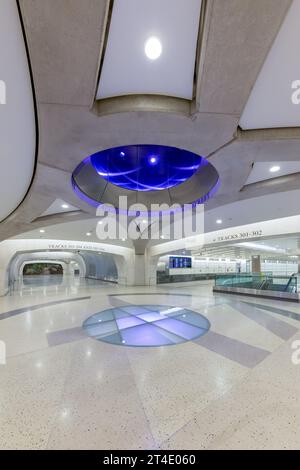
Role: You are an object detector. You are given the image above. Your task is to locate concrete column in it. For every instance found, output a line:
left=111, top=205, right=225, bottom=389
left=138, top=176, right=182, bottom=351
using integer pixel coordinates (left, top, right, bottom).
left=134, top=255, right=146, bottom=286
left=0, top=244, right=14, bottom=296
left=133, top=254, right=157, bottom=286
left=0, top=266, right=8, bottom=296
left=115, top=251, right=157, bottom=287
left=251, top=255, right=261, bottom=273
left=130, top=240, right=157, bottom=286
left=63, top=261, right=73, bottom=277
left=297, top=256, right=300, bottom=273
left=114, top=253, right=135, bottom=286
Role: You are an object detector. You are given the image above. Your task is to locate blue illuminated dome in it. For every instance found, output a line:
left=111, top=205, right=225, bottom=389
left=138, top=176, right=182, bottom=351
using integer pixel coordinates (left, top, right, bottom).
left=90, top=144, right=203, bottom=191
left=72, top=144, right=220, bottom=211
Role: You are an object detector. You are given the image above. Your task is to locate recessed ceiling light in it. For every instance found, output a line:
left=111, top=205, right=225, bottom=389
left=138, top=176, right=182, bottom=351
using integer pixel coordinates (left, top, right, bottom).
left=160, top=235, right=165, bottom=239
left=148, top=155, right=158, bottom=165
left=122, top=238, right=126, bottom=242
left=216, top=219, right=222, bottom=224
left=145, top=37, right=162, bottom=60
left=61, top=204, right=69, bottom=209
left=269, top=165, right=280, bottom=173
left=86, top=232, right=91, bottom=236
left=39, top=229, right=45, bottom=233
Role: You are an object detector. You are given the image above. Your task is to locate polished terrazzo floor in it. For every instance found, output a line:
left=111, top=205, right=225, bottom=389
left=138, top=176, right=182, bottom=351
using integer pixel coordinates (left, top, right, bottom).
left=1, top=277, right=300, bottom=449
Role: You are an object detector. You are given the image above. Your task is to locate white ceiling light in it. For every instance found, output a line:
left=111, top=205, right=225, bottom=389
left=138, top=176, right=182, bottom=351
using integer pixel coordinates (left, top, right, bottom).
left=269, top=165, right=280, bottom=173
left=216, top=219, right=222, bottom=224
left=39, top=229, right=45, bottom=233
left=144, top=36, right=162, bottom=60
left=245, top=162, right=300, bottom=185
left=97, top=0, right=202, bottom=100
left=86, top=232, right=91, bottom=236
left=40, top=199, right=79, bottom=217
left=235, top=241, right=286, bottom=253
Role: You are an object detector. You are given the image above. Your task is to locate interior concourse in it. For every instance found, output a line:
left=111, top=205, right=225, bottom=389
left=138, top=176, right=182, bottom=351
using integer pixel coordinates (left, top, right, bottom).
left=1, top=0, right=300, bottom=452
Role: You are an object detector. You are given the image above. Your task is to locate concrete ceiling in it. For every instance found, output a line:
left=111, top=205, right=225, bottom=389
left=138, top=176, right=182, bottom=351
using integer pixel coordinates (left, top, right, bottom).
left=2, top=0, right=300, bottom=251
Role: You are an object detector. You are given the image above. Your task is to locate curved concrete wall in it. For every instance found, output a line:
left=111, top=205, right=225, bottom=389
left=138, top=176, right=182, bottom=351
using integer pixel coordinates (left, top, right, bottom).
left=80, top=252, right=118, bottom=282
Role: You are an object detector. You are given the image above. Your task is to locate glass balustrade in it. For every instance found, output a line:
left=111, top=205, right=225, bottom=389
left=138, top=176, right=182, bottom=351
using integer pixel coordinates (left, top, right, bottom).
left=215, top=273, right=297, bottom=293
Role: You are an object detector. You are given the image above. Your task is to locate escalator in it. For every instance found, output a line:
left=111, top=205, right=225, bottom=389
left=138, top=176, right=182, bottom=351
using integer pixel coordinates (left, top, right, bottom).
left=284, top=274, right=297, bottom=293
left=259, top=274, right=297, bottom=293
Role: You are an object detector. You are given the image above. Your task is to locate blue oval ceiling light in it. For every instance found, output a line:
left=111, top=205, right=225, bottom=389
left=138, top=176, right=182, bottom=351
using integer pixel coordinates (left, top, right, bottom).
left=72, top=144, right=220, bottom=211
left=89, top=144, right=203, bottom=192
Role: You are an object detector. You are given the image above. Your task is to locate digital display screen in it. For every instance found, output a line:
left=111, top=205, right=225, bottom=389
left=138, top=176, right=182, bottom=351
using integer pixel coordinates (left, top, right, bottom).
left=169, top=256, right=192, bottom=269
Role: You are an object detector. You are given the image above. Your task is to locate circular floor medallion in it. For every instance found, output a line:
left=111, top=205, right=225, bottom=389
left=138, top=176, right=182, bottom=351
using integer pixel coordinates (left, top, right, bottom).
left=83, top=304, right=210, bottom=347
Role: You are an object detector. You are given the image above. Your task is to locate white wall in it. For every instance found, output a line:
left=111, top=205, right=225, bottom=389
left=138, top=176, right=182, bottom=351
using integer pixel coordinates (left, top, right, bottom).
left=158, top=255, right=298, bottom=277
left=261, top=260, right=297, bottom=276
left=158, top=256, right=247, bottom=275
left=80, top=252, right=118, bottom=282
left=0, top=0, right=36, bottom=222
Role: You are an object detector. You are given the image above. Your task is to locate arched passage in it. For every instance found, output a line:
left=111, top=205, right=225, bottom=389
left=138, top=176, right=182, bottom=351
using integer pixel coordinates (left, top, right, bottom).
left=8, top=251, right=86, bottom=291
left=0, top=239, right=136, bottom=295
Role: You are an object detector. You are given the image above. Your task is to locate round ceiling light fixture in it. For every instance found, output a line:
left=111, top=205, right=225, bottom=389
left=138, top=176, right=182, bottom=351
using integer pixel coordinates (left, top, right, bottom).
left=269, top=165, right=280, bottom=173
left=145, top=36, right=162, bottom=60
